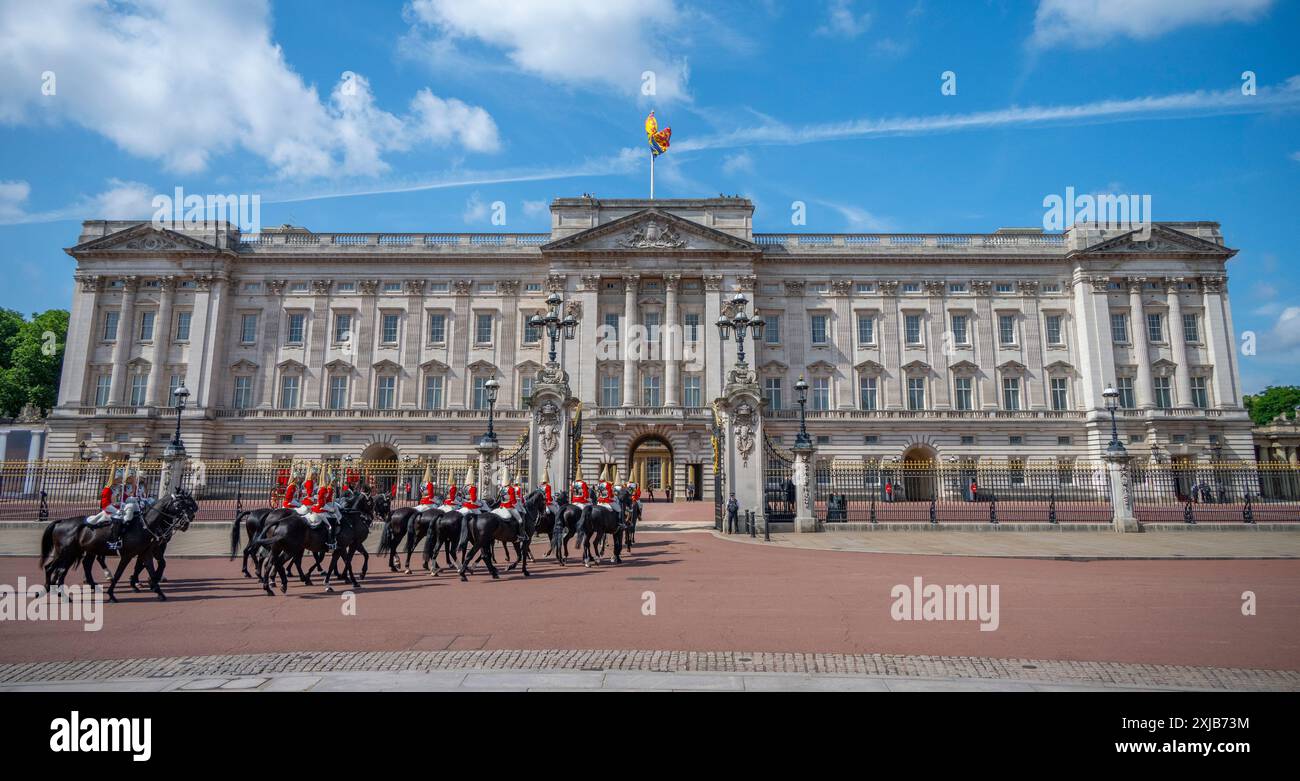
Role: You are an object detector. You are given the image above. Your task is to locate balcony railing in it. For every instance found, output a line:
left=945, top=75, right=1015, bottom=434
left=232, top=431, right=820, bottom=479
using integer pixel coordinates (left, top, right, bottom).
left=239, top=233, right=550, bottom=249
left=754, top=233, right=1067, bottom=251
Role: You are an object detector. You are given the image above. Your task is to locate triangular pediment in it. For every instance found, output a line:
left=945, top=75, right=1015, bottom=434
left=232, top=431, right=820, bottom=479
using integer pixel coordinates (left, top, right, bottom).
left=854, top=359, right=885, bottom=376
left=230, top=359, right=259, bottom=371
left=324, top=358, right=354, bottom=373
left=997, top=360, right=1028, bottom=374
left=68, top=223, right=224, bottom=255
left=1044, top=360, right=1075, bottom=375
left=758, top=359, right=789, bottom=373
left=806, top=359, right=837, bottom=375
left=420, top=358, right=450, bottom=373
left=276, top=358, right=305, bottom=372
left=542, top=209, right=759, bottom=253
left=372, top=359, right=402, bottom=373
left=1073, top=224, right=1234, bottom=258
left=948, top=360, right=979, bottom=376
left=466, top=359, right=497, bottom=374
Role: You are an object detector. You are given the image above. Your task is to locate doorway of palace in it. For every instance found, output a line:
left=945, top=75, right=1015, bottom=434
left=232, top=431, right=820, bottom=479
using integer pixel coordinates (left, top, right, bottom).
left=358, top=443, right=399, bottom=494
left=900, top=445, right=937, bottom=501
left=629, top=434, right=674, bottom=501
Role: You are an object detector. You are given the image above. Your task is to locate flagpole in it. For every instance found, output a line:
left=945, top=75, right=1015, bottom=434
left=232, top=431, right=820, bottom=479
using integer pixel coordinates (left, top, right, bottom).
left=650, top=151, right=655, bottom=200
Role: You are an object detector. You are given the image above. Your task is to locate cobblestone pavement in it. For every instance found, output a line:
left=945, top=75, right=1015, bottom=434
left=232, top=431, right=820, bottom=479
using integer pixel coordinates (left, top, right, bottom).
left=1, top=649, right=1296, bottom=691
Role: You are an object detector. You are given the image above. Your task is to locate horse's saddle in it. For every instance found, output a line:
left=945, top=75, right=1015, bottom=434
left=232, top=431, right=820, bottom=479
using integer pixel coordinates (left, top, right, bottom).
left=84, top=509, right=128, bottom=528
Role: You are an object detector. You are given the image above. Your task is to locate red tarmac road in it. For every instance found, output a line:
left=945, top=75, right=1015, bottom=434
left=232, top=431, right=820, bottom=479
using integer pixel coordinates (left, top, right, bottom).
left=3, top=534, right=1298, bottom=670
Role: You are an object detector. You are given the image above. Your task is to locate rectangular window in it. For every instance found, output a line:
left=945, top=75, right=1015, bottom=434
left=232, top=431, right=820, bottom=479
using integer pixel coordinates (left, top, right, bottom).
left=1002, top=377, right=1021, bottom=410
left=169, top=373, right=184, bottom=400
left=1147, top=312, right=1163, bottom=343
left=233, top=376, right=252, bottom=409
left=1110, top=313, right=1128, bottom=344
left=328, top=376, right=348, bottom=409
left=427, top=313, right=446, bottom=343
left=471, top=377, right=488, bottom=410
left=763, top=377, right=782, bottom=410
left=95, top=375, right=111, bottom=406
left=523, top=319, right=541, bottom=344
left=376, top=376, right=396, bottom=409
left=684, top=313, right=700, bottom=342
left=643, top=311, right=661, bottom=340
left=812, top=377, right=830, bottom=410
left=423, top=375, right=444, bottom=409
left=1154, top=376, right=1172, bottom=409
left=175, top=310, right=192, bottom=342
left=859, top=376, right=878, bottom=410
left=381, top=313, right=400, bottom=344
left=641, top=375, right=662, bottom=407
left=998, top=314, right=1017, bottom=345
left=1117, top=377, right=1135, bottom=409
left=139, top=311, right=155, bottom=342
left=904, top=314, right=922, bottom=345
left=948, top=283, right=967, bottom=294
left=1050, top=377, right=1069, bottom=410
left=286, top=313, right=304, bottom=344
left=810, top=314, right=829, bottom=345
left=950, top=314, right=968, bottom=345
left=604, top=312, right=619, bottom=339
left=907, top=377, right=925, bottom=410
left=857, top=314, right=875, bottom=345
left=383, top=282, right=402, bottom=293
left=954, top=377, right=972, bottom=411
left=1182, top=313, right=1200, bottom=343
left=1045, top=314, right=1063, bottom=345
left=102, top=311, right=120, bottom=341
left=240, top=313, right=257, bottom=343
left=279, top=375, right=300, bottom=408
left=518, top=376, right=534, bottom=407
left=1010, top=458, right=1026, bottom=485
left=601, top=375, right=621, bottom=407
left=1191, top=376, right=1209, bottom=409
left=334, top=313, right=353, bottom=343
left=475, top=313, right=493, bottom=343
left=683, top=376, right=701, bottom=407
left=764, top=314, right=781, bottom=344
left=995, top=282, right=1014, bottom=294
left=129, top=374, right=147, bottom=406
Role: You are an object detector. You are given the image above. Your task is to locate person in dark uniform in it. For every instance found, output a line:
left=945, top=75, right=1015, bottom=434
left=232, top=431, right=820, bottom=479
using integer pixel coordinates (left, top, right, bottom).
left=726, top=492, right=739, bottom=533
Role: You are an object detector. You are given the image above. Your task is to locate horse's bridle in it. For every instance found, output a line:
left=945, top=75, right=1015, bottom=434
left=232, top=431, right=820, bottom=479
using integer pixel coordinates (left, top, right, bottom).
left=143, top=493, right=196, bottom=543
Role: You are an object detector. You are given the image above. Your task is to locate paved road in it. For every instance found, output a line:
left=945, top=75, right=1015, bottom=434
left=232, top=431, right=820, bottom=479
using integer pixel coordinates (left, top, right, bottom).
left=6, top=533, right=1298, bottom=672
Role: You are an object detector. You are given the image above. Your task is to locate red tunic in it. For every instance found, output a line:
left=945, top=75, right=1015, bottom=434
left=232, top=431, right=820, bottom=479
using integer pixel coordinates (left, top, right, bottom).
left=419, top=481, right=436, bottom=505
left=500, top=485, right=517, bottom=509
left=460, top=484, right=479, bottom=510
left=445, top=485, right=458, bottom=503
left=544, top=484, right=553, bottom=503
left=571, top=481, right=590, bottom=505
left=100, top=486, right=114, bottom=511
left=283, top=483, right=299, bottom=508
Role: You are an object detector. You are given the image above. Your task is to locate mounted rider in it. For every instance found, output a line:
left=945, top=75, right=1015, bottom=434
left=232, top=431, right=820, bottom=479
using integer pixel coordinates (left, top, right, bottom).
left=305, top=468, right=341, bottom=550
left=437, top=472, right=458, bottom=513
left=282, top=465, right=304, bottom=509
left=458, top=467, right=481, bottom=516
left=492, top=466, right=523, bottom=527
left=87, top=464, right=137, bottom=551
left=414, top=463, right=438, bottom=513
left=541, top=467, right=561, bottom=521
left=570, top=467, right=591, bottom=509
left=596, top=464, right=621, bottom=515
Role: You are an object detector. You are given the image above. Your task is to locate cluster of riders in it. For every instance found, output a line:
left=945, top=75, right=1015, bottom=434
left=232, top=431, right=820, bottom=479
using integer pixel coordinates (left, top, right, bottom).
left=37, top=459, right=644, bottom=602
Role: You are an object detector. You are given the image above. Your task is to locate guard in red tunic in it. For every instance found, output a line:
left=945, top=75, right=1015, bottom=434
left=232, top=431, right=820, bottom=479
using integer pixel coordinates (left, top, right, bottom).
left=458, top=468, right=480, bottom=515
left=414, top=464, right=437, bottom=512
left=282, top=474, right=301, bottom=509
left=308, top=478, right=339, bottom=550
left=570, top=469, right=590, bottom=507
left=438, top=477, right=458, bottom=513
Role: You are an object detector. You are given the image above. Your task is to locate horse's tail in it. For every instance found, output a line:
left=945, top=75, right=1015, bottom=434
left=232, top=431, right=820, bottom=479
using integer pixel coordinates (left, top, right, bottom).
left=376, top=516, right=393, bottom=555
left=457, top=509, right=471, bottom=552
left=39, top=520, right=55, bottom=568
left=424, top=513, right=441, bottom=561
left=231, top=511, right=250, bottom=560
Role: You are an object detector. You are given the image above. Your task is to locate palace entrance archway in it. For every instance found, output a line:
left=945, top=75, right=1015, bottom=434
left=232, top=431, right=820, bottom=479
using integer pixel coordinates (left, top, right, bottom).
left=629, top=434, right=674, bottom=500
left=900, top=444, right=937, bottom=501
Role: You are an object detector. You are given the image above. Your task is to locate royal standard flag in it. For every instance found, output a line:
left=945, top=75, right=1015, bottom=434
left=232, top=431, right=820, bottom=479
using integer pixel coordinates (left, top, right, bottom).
left=645, top=110, right=671, bottom=157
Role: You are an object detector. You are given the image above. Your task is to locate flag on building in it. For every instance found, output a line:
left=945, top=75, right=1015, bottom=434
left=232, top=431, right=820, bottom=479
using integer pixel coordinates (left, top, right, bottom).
left=646, top=110, right=671, bottom=156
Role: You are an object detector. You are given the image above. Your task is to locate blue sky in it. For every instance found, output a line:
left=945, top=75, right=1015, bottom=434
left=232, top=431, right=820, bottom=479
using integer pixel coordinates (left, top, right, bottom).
left=1, top=0, right=1297, bottom=392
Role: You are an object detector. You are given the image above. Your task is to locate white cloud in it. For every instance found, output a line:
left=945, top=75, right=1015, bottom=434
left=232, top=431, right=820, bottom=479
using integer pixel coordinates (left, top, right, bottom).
left=1031, top=0, right=1274, bottom=49
left=0, top=181, right=32, bottom=222
left=0, top=178, right=154, bottom=225
left=407, top=0, right=691, bottom=101
left=0, top=0, right=497, bottom=177
left=677, top=77, right=1300, bottom=153
left=1271, top=307, right=1300, bottom=350
left=522, top=199, right=549, bottom=218
left=721, top=151, right=754, bottom=176
left=817, top=200, right=893, bottom=232
left=462, top=191, right=489, bottom=224
left=817, top=0, right=872, bottom=38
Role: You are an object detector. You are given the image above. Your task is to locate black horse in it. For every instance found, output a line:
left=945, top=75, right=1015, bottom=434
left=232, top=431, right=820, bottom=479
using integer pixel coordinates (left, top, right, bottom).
left=576, top=486, right=631, bottom=566
left=453, top=489, right=545, bottom=580
left=42, top=490, right=198, bottom=602
left=247, top=492, right=374, bottom=595
left=40, top=516, right=111, bottom=591
left=231, top=506, right=286, bottom=577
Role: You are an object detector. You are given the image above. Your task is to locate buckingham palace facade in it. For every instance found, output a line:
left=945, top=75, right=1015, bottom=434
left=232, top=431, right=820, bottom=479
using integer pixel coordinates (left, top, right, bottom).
left=49, top=196, right=1253, bottom=495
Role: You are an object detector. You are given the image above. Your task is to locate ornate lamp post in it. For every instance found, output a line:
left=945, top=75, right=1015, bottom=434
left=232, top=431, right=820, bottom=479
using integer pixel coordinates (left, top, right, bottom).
left=1102, top=385, right=1125, bottom=456
left=167, top=386, right=190, bottom=454
left=794, top=375, right=812, bottom=448
left=529, top=292, right=578, bottom=366
left=715, top=291, right=765, bottom=369
left=481, top=378, right=501, bottom=445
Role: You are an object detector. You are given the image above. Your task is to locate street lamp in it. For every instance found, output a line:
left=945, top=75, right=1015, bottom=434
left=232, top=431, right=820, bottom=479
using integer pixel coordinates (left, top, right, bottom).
left=1102, top=385, right=1125, bottom=456
left=169, top=386, right=190, bottom=452
left=715, top=291, right=765, bottom=368
left=481, top=378, right=501, bottom=444
left=528, top=292, right=579, bottom=366
left=794, top=375, right=812, bottom=448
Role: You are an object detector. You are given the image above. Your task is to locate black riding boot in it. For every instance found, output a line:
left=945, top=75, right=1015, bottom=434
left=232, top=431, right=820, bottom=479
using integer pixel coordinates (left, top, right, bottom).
left=107, top=518, right=123, bottom=551
left=326, top=519, right=338, bottom=551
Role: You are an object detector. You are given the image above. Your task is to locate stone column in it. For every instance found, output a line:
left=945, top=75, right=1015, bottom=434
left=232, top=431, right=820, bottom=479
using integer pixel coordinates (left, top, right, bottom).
left=301, top=280, right=331, bottom=408
left=401, top=280, right=426, bottom=408
left=972, top=281, right=997, bottom=409
left=880, top=282, right=903, bottom=409
left=160, top=441, right=188, bottom=496
left=22, top=428, right=46, bottom=494
left=569, top=275, right=599, bottom=405
left=146, top=276, right=176, bottom=406
left=832, top=280, right=855, bottom=409
left=61, top=274, right=101, bottom=406
left=1165, top=278, right=1194, bottom=408
left=621, top=274, right=639, bottom=407
left=108, top=276, right=140, bottom=404
left=1199, top=275, right=1239, bottom=408
left=476, top=437, right=501, bottom=507
left=1104, top=450, right=1140, bottom=532
left=664, top=274, right=681, bottom=407
left=704, top=276, right=725, bottom=403
left=1127, top=278, right=1155, bottom=409
left=1020, top=280, right=1047, bottom=409
left=449, top=280, right=472, bottom=408
left=718, top=363, right=764, bottom=532
left=527, top=363, right=579, bottom=489
left=924, top=280, right=950, bottom=409
left=353, top=279, right=378, bottom=408
left=498, top=280, right=521, bottom=408
left=195, top=275, right=229, bottom=410
left=792, top=439, right=818, bottom=532
left=259, top=280, right=286, bottom=408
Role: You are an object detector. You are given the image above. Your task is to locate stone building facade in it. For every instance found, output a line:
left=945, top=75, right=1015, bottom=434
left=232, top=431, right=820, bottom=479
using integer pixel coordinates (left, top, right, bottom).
left=49, top=196, right=1252, bottom=497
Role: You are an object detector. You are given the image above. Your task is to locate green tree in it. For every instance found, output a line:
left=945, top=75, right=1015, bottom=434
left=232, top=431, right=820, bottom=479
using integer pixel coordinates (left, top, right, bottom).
left=0, top=309, right=68, bottom=417
left=0, top=308, right=24, bottom=369
left=1244, top=385, right=1300, bottom=426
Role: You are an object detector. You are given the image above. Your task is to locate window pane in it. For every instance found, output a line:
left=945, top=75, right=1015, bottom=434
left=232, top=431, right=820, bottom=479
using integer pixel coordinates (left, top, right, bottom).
left=428, top=314, right=446, bottom=342
left=424, top=375, right=444, bottom=409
